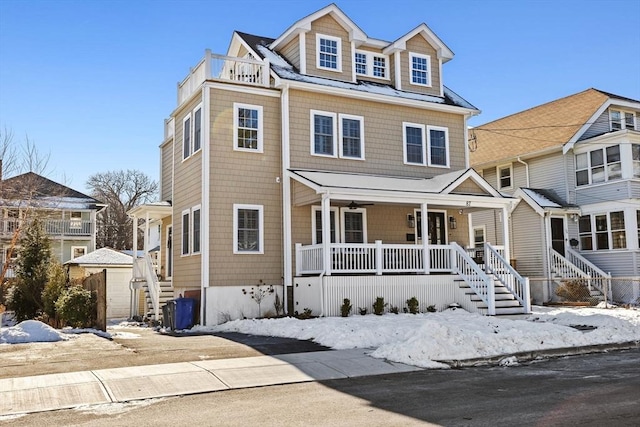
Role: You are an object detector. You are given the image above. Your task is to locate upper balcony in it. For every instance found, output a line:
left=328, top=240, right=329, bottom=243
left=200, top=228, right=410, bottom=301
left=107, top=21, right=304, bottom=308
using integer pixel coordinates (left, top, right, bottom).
left=0, top=219, right=94, bottom=238
left=177, top=50, right=270, bottom=106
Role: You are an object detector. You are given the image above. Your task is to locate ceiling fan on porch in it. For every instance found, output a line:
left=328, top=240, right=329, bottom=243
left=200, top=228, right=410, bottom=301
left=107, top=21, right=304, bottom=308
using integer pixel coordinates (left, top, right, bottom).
left=347, top=201, right=374, bottom=209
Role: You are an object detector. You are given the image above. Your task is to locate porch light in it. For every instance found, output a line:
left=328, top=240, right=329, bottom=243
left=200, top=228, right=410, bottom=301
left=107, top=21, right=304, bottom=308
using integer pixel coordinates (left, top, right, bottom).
left=407, top=214, right=415, bottom=228
left=449, top=216, right=457, bottom=229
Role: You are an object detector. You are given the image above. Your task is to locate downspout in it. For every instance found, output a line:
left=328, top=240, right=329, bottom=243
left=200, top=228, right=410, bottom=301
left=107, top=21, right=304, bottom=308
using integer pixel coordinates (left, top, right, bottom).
left=517, top=157, right=530, bottom=188
left=200, top=85, right=210, bottom=326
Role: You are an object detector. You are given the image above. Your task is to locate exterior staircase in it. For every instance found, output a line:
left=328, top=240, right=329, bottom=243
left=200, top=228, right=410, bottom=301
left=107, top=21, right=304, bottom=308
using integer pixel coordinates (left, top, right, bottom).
left=549, top=248, right=609, bottom=303
left=459, top=278, right=527, bottom=315
left=143, top=281, right=174, bottom=320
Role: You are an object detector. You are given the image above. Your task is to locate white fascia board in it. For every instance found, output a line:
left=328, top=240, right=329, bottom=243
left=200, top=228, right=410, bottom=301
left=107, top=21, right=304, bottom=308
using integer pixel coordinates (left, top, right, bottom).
left=202, top=81, right=280, bottom=98
left=227, top=32, right=261, bottom=59
left=571, top=129, right=640, bottom=153
left=441, top=168, right=504, bottom=198
left=383, top=23, right=454, bottom=61
left=281, top=79, right=477, bottom=115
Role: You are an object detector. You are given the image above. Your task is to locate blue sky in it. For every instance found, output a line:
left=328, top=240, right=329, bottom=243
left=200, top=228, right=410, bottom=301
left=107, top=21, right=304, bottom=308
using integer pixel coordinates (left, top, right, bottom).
left=1, top=0, right=639, bottom=192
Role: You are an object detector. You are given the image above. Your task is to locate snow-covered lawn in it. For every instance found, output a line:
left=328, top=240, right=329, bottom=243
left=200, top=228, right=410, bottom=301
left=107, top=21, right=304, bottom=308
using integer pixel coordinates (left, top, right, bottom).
left=2, top=305, right=638, bottom=369
left=195, top=305, right=640, bottom=368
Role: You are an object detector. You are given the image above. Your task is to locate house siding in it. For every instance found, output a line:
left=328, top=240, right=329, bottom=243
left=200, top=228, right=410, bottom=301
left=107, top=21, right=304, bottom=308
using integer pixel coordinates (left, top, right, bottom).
left=510, top=203, right=545, bottom=277
left=579, top=251, right=639, bottom=277
left=288, top=89, right=466, bottom=176
left=450, top=178, right=489, bottom=195
left=279, top=37, right=300, bottom=71
left=400, top=35, right=441, bottom=97
left=528, top=152, right=570, bottom=201
left=576, top=180, right=631, bottom=205
left=207, top=87, right=283, bottom=287
left=579, top=109, right=610, bottom=141
left=161, top=140, right=173, bottom=202
left=306, top=15, right=352, bottom=81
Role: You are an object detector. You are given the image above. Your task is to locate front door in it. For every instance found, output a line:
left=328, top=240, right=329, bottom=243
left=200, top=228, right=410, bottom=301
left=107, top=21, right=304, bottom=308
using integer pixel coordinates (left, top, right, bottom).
left=415, top=211, right=446, bottom=244
left=550, top=217, right=565, bottom=256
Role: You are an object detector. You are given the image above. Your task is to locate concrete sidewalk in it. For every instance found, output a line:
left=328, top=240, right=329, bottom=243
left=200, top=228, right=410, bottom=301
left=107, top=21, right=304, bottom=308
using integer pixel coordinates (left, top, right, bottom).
left=0, top=349, right=421, bottom=416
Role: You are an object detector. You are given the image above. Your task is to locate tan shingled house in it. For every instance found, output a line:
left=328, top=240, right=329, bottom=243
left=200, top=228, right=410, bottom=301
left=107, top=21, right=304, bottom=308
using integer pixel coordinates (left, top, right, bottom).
left=130, top=4, right=531, bottom=325
left=470, top=88, right=640, bottom=305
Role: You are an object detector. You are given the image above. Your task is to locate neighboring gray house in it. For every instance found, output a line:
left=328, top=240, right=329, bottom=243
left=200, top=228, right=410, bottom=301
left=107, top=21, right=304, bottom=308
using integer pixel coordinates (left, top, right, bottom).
left=470, top=88, right=640, bottom=304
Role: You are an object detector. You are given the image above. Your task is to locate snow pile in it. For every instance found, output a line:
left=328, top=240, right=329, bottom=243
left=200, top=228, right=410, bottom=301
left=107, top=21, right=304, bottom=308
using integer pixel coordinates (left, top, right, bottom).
left=195, top=306, right=640, bottom=368
left=0, top=320, right=68, bottom=344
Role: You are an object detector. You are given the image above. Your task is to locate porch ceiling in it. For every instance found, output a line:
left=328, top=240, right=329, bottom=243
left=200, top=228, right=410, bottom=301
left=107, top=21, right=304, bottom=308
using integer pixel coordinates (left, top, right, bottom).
left=289, top=169, right=514, bottom=209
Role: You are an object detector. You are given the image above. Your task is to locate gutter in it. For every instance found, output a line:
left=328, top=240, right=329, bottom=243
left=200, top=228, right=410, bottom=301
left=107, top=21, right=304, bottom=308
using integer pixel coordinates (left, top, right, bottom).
left=517, top=157, right=530, bottom=188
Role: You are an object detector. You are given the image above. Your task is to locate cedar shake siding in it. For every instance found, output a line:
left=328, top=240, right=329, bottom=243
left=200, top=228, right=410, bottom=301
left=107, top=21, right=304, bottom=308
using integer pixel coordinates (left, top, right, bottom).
left=401, top=35, right=441, bottom=97
left=207, top=87, right=283, bottom=287
left=305, top=15, right=352, bottom=81
left=161, top=140, right=173, bottom=202
left=279, top=37, right=301, bottom=71
left=288, top=89, right=466, bottom=177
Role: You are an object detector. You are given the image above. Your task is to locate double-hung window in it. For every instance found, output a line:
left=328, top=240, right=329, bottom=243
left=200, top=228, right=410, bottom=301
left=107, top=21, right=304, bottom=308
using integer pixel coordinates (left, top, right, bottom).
left=409, top=53, right=431, bottom=86
left=311, top=110, right=337, bottom=157
left=183, top=114, right=191, bottom=160
left=575, top=145, right=622, bottom=186
left=403, top=123, right=425, bottom=165
left=181, top=210, right=190, bottom=255
left=312, top=206, right=338, bottom=244
left=192, top=206, right=201, bottom=254
left=339, top=115, right=364, bottom=159
left=354, top=50, right=388, bottom=79
left=193, top=106, right=202, bottom=152
left=633, top=144, right=640, bottom=178
left=498, top=164, right=513, bottom=189
left=234, top=103, right=263, bottom=152
left=427, top=126, right=449, bottom=167
left=316, top=34, right=341, bottom=72
left=580, top=212, right=626, bottom=251
left=610, top=109, right=636, bottom=131
left=233, top=204, right=264, bottom=254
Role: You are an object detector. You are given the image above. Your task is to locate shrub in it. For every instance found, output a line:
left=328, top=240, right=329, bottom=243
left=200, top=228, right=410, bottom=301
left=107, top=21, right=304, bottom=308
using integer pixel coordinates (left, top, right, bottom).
left=241, top=280, right=275, bottom=318
left=56, top=286, right=96, bottom=328
left=426, top=304, right=437, bottom=313
left=555, top=279, right=590, bottom=302
left=372, top=297, right=387, bottom=315
left=406, top=297, right=419, bottom=314
left=340, top=298, right=352, bottom=317
left=389, top=305, right=399, bottom=314
left=42, top=262, right=67, bottom=325
left=296, top=307, right=313, bottom=319
left=358, top=307, right=368, bottom=315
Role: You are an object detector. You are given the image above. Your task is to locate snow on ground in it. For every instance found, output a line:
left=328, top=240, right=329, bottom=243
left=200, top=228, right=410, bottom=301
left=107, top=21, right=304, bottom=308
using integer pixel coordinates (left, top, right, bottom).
left=193, top=305, right=640, bottom=369
left=0, top=320, right=69, bottom=344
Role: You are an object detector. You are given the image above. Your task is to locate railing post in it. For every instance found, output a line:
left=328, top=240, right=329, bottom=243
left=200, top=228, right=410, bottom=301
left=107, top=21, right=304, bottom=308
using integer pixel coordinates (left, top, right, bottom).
left=524, top=278, right=531, bottom=313
left=262, top=60, right=270, bottom=87
left=375, top=240, right=383, bottom=275
left=488, top=277, right=496, bottom=315
left=450, top=246, right=456, bottom=273
left=204, top=49, right=212, bottom=79
left=295, top=243, right=302, bottom=276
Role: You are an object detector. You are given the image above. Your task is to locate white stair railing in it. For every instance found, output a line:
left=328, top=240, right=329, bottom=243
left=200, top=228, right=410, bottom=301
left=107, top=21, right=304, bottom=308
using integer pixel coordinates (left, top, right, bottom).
left=134, top=255, right=161, bottom=320
left=484, top=243, right=530, bottom=313
left=451, top=242, right=495, bottom=315
left=565, top=248, right=611, bottom=299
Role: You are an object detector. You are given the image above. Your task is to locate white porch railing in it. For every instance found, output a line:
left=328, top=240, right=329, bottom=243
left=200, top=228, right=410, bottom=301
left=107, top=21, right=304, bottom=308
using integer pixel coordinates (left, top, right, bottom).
left=133, top=254, right=161, bottom=320
left=451, top=243, right=496, bottom=315
left=485, top=243, right=531, bottom=313
left=0, top=218, right=93, bottom=237
left=178, top=50, right=270, bottom=104
left=565, top=248, right=611, bottom=298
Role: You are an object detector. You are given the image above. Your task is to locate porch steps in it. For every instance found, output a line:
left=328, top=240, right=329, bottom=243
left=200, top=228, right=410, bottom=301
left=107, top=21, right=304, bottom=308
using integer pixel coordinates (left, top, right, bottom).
left=458, top=281, right=527, bottom=315
left=551, top=275, right=605, bottom=302
left=143, top=281, right=174, bottom=320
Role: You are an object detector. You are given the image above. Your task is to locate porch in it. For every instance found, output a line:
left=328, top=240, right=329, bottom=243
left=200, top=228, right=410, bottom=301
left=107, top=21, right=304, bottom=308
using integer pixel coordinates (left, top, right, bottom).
left=0, top=218, right=94, bottom=237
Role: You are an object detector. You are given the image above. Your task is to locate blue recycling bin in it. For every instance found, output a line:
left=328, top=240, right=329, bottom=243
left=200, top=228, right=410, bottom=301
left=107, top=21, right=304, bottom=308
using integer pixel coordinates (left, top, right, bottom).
left=174, top=298, right=196, bottom=330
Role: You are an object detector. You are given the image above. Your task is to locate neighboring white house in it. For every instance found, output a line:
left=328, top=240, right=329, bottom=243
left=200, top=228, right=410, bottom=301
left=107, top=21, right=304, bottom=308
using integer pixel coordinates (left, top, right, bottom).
left=65, top=247, right=134, bottom=319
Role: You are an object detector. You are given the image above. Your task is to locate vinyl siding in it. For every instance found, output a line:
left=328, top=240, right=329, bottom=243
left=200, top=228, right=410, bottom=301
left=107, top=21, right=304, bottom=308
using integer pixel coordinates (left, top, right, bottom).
left=510, top=202, right=545, bottom=278
left=580, top=109, right=610, bottom=141
left=528, top=152, right=570, bottom=201
left=289, top=89, right=467, bottom=177
left=207, top=87, right=283, bottom=287
left=400, top=35, right=441, bottom=97
left=450, top=178, right=489, bottom=195
left=576, top=180, right=631, bottom=205
left=161, top=140, right=173, bottom=201
left=305, top=15, right=352, bottom=81
left=579, top=250, right=639, bottom=277
left=279, top=36, right=300, bottom=71
left=471, top=209, right=503, bottom=246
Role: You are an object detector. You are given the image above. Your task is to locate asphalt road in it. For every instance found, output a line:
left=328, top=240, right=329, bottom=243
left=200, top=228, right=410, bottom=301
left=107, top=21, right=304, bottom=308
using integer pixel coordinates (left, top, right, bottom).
left=4, top=348, right=639, bottom=427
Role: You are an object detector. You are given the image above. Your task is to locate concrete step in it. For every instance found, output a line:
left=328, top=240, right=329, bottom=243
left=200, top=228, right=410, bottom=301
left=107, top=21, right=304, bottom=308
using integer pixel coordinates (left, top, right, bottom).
left=494, top=306, right=527, bottom=315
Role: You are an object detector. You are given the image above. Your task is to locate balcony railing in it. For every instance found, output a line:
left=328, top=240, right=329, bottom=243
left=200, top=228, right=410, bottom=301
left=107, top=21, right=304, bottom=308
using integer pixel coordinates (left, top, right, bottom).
left=0, top=219, right=93, bottom=237
left=177, top=50, right=270, bottom=105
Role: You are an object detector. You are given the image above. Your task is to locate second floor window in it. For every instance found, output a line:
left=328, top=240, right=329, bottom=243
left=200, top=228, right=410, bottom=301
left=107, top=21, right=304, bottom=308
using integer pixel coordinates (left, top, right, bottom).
left=339, top=115, right=364, bottom=159
left=234, top=204, right=263, bottom=254
left=192, top=207, right=201, bottom=254
left=410, top=53, right=431, bottom=86
left=234, top=103, right=263, bottom=152
left=317, top=34, right=341, bottom=71
left=312, top=111, right=337, bottom=157
left=428, top=126, right=449, bottom=167
left=403, top=123, right=424, bottom=165
left=498, top=164, right=512, bottom=189
left=633, top=144, right=640, bottom=178
left=575, top=145, right=621, bottom=186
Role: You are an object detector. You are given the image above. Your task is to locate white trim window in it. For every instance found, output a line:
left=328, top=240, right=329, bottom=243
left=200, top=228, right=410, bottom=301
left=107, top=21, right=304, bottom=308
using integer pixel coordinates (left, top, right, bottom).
left=311, top=206, right=339, bottom=244
left=182, top=113, right=192, bottom=160
left=233, top=103, right=263, bottom=152
left=181, top=209, right=190, bottom=256
left=340, top=207, right=367, bottom=244
left=71, top=246, right=87, bottom=259
left=403, top=122, right=425, bottom=165
left=311, top=110, right=337, bottom=157
left=354, top=50, right=388, bottom=79
left=579, top=211, right=626, bottom=250
left=632, top=144, right=640, bottom=178
left=610, top=110, right=636, bottom=131
left=70, top=211, right=82, bottom=229
left=192, top=205, right=201, bottom=254
left=427, top=126, right=449, bottom=167
left=193, top=105, right=202, bottom=153
left=498, top=164, right=513, bottom=190
left=233, top=204, right=264, bottom=254
left=409, top=52, right=431, bottom=86
left=473, top=226, right=486, bottom=248
left=339, top=114, right=364, bottom=160
left=575, top=145, right=621, bottom=186
left=316, top=34, right=341, bottom=72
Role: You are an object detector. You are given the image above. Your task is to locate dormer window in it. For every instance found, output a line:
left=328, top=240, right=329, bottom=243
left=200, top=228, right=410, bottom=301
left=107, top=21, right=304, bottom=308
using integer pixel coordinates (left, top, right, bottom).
left=409, top=53, right=431, bottom=86
left=317, top=34, right=341, bottom=72
left=610, top=109, right=636, bottom=131
left=354, top=50, right=388, bottom=79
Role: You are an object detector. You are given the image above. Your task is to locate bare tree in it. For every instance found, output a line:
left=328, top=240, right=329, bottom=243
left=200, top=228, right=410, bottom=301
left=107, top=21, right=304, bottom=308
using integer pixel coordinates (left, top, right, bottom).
left=87, top=170, right=158, bottom=250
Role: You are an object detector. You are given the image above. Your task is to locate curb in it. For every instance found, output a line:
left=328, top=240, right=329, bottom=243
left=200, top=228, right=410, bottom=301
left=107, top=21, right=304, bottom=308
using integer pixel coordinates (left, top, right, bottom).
left=435, top=341, right=640, bottom=368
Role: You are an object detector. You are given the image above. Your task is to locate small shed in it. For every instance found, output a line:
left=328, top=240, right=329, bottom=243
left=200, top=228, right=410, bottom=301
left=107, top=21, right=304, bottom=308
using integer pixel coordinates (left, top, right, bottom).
left=65, top=248, right=133, bottom=319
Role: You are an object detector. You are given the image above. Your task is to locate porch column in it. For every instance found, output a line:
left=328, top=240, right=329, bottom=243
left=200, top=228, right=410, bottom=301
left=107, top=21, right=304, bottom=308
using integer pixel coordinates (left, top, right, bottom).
left=131, top=214, right=138, bottom=277
left=144, top=212, right=150, bottom=253
left=322, top=194, right=331, bottom=276
left=502, top=206, right=511, bottom=264
left=421, top=202, right=429, bottom=274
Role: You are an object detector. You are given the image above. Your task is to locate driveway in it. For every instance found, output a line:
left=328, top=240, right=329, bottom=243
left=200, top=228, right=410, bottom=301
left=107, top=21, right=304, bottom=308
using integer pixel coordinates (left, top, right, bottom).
left=0, top=325, right=328, bottom=379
